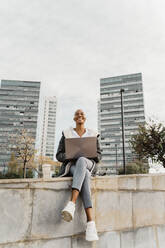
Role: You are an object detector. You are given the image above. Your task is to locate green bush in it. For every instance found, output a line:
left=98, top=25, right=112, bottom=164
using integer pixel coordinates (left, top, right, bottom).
left=118, top=160, right=149, bottom=175
left=0, top=168, right=34, bottom=179
left=26, top=169, right=34, bottom=178
left=0, top=172, right=21, bottom=179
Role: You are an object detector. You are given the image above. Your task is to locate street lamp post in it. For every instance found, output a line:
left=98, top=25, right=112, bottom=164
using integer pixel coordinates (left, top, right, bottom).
left=120, top=89, right=126, bottom=174
left=115, top=144, right=118, bottom=174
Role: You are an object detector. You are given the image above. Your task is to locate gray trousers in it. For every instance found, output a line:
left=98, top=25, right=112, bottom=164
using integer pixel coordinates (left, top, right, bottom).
left=69, top=157, right=95, bottom=209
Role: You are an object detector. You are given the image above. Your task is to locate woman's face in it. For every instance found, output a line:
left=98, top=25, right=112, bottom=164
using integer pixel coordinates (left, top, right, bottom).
left=74, top=109, right=86, bottom=125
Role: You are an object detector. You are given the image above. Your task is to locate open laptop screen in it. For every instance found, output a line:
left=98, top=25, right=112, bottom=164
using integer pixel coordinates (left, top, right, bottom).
left=65, top=137, right=97, bottom=159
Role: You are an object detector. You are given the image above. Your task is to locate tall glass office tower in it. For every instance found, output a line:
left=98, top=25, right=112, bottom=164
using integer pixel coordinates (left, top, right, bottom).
left=40, top=96, right=57, bottom=160
left=0, top=80, right=41, bottom=170
left=99, top=73, right=145, bottom=169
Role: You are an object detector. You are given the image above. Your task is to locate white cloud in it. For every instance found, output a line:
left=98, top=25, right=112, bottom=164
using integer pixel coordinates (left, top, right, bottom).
left=0, top=0, right=165, bottom=151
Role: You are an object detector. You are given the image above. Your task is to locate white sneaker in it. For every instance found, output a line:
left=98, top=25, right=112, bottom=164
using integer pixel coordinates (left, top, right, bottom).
left=61, top=201, right=75, bottom=222
left=85, top=221, right=99, bottom=241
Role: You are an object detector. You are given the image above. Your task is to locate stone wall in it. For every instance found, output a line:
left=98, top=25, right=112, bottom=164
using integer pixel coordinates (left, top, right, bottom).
left=0, top=174, right=165, bottom=248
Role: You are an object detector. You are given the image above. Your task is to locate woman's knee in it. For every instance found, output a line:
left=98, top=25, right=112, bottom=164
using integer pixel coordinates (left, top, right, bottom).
left=76, top=156, right=87, bottom=166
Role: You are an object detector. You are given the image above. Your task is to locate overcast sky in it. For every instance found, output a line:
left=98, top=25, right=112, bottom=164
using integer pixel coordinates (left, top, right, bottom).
left=0, top=0, right=165, bottom=151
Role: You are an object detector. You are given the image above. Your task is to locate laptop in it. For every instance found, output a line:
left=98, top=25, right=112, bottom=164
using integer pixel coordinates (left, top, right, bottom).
left=65, top=137, right=97, bottom=159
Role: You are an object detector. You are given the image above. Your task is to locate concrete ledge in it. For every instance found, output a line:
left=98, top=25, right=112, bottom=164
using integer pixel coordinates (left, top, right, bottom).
left=152, top=174, right=165, bottom=190
left=0, top=174, right=165, bottom=247
left=1, top=173, right=165, bottom=191
left=118, top=176, right=136, bottom=190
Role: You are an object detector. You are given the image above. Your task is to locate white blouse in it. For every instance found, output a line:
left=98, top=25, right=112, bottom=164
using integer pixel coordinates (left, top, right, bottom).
left=63, top=127, right=98, bottom=139
left=71, top=127, right=93, bottom=138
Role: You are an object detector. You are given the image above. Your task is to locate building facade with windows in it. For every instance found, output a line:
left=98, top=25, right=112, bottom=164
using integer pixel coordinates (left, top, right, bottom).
left=99, top=73, right=145, bottom=170
left=97, top=100, right=101, bottom=134
left=0, top=79, right=40, bottom=170
left=40, top=96, right=57, bottom=160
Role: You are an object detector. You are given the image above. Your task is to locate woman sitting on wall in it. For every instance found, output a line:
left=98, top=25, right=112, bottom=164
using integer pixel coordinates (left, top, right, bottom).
left=56, top=109, right=101, bottom=241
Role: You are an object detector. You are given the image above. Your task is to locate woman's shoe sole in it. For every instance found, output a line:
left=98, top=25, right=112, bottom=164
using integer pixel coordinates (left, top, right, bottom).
left=61, top=210, right=72, bottom=222
left=86, top=235, right=99, bottom=241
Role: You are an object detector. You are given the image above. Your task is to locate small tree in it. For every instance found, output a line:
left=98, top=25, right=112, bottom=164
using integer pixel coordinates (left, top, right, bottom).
left=131, top=120, right=165, bottom=167
left=8, top=152, right=19, bottom=174
left=10, top=129, right=36, bottom=178
left=118, top=160, right=149, bottom=174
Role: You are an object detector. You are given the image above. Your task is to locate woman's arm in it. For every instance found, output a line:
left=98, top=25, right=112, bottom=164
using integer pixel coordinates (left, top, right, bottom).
left=56, top=133, right=67, bottom=162
left=91, top=135, right=102, bottom=163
